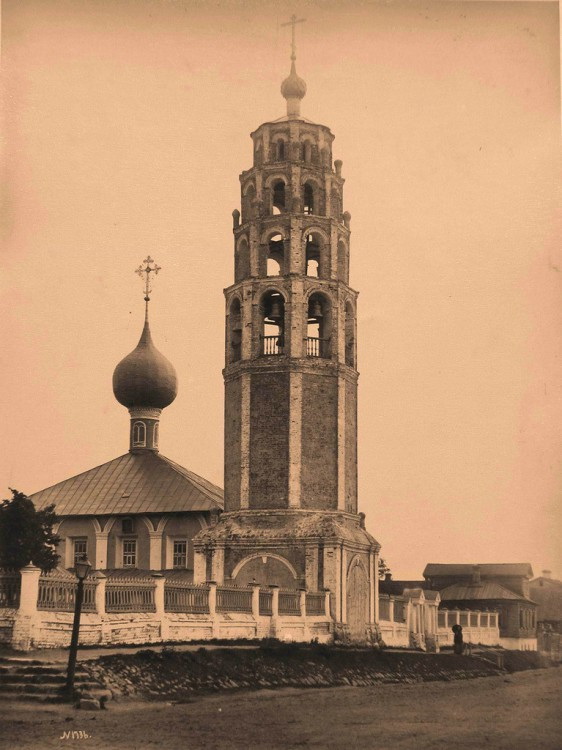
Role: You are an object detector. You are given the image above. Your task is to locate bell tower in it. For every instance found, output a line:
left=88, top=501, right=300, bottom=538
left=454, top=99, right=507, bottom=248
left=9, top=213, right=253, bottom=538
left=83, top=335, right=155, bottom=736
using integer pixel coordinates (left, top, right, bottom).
left=195, top=18, right=379, bottom=640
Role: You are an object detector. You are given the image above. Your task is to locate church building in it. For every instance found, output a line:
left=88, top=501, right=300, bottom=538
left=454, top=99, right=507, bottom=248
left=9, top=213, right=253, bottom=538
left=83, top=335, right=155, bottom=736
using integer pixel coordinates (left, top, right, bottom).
left=192, top=24, right=380, bottom=640
left=32, top=259, right=223, bottom=575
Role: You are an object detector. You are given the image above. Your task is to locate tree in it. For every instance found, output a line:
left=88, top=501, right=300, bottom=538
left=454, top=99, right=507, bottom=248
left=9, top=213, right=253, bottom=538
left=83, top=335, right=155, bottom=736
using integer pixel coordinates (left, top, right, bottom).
left=0, top=489, right=60, bottom=571
left=378, top=557, right=392, bottom=580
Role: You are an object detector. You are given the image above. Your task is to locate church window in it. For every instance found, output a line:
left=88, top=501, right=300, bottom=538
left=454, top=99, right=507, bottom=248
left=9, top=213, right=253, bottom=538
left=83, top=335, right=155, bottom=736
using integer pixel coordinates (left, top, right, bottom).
left=303, top=183, right=314, bottom=215
left=173, top=540, right=187, bottom=569
left=229, top=297, right=242, bottom=363
left=132, top=421, right=146, bottom=447
left=302, top=142, right=312, bottom=162
left=331, top=188, right=341, bottom=218
left=242, top=183, right=256, bottom=223
left=73, top=538, right=87, bottom=565
left=261, top=291, right=285, bottom=355
left=266, top=234, right=284, bottom=276
left=153, top=422, right=159, bottom=448
left=271, top=180, right=286, bottom=214
left=307, top=293, right=329, bottom=358
left=122, top=539, right=137, bottom=568
left=338, top=240, right=348, bottom=282
left=345, top=301, right=355, bottom=367
left=235, top=237, right=250, bottom=282
left=276, top=140, right=286, bottom=161
left=122, top=517, right=134, bottom=535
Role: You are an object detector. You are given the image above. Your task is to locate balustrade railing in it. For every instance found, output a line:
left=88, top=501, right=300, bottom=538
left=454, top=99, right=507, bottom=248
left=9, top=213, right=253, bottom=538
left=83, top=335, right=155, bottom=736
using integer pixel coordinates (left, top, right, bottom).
left=259, top=590, right=273, bottom=616
left=105, top=577, right=156, bottom=613
left=279, top=591, right=300, bottom=615
left=262, top=335, right=284, bottom=355
left=164, top=583, right=210, bottom=614
left=216, top=586, right=253, bottom=613
left=306, top=336, right=327, bottom=357
left=0, top=570, right=20, bottom=608
left=37, top=574, right=97, bottom=612
left=305, top=592, right=324, bottom=616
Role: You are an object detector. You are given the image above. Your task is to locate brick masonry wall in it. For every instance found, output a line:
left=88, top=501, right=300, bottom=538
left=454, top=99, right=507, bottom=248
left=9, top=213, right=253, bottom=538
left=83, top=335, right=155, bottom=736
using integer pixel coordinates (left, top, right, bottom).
left=301, top=373, right=337, bottom=509
left=249, top=372, right=289, bottom=508
left=345, top=379, right=358, bottom=514
left=224, top=378, right=242, bottom=510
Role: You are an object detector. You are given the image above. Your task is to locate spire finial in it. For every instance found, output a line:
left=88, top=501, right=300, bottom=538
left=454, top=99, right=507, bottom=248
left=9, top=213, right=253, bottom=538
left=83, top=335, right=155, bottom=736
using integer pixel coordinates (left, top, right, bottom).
left=280, top=15, right=307, bottom=117
left=135, top=256, right=161, bottom=318
left=281, top=14, right=306, bottom=63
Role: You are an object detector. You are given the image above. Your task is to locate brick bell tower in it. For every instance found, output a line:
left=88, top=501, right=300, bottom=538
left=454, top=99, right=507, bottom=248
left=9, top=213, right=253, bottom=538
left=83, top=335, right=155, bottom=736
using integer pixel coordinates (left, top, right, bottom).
left=194, top=17, right=380, bottom=639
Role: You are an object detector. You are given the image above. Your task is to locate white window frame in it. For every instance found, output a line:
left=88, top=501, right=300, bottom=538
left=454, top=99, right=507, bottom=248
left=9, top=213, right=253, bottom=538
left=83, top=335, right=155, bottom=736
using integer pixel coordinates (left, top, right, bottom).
left=132, top=421, right=146, bottom=448
left=172, top=539, right=188, bottom=569
left=122, top=538, right=137, bottom=568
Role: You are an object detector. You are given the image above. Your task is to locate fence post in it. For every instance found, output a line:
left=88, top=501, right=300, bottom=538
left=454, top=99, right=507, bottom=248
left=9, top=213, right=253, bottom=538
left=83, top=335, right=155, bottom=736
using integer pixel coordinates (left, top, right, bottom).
left=324, top=588, right=331, bottom=618
left=251, top=583, right=261, bottom=619
left=299, top=588, right=310, bottom=641
left=269, top=585, right=279, bottom=638
left=94, top=572, right=106, bottom=616
left=208, top=581, right=219, bottom=638
left=152, top=573, right=168, bottom=642
left=12, top=564, right=41, bottom=651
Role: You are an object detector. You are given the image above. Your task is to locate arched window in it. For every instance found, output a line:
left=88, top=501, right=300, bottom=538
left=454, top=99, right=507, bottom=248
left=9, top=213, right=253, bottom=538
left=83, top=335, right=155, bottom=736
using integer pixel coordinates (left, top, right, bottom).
left=307, top=293, right=330, bottom=358
left=302, top=141, right=312, bottom=162
left=271, top=180, right=286, bottom=215
left=262, top=291, right=285, bottom=355
left=305, top=232, right=325, bottom=278
left=153, top=422, right=159, bottom=448
left=254, top=140, right=263, bottom=166
left=345, top=301, right=355, bottom=367
left=229, top=297, right=242, bottom=363
left=276, top=140, right=286, bottom=161
left=267, top=233, right=284, bottom=276
left=303, top=183, right=314, bottom=215
left=132, top=421, right=146, bottom=447
left=331, top=188, right=341, bottom=218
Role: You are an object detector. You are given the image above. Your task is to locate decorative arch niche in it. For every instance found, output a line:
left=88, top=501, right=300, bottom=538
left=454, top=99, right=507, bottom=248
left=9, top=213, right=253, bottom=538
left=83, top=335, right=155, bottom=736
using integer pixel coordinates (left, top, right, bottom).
left=228, top=296, right=242, bottom=363
left=232, top=554, right=298, bottom=588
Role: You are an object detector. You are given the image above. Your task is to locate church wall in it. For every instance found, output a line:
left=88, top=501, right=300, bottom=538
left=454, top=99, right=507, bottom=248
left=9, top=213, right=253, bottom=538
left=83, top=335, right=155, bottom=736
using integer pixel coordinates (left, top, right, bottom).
left=249, top=372, right=289, bottom=508
left=107, top=518, right=150, bottom=570
left=161, top=515, right=204, bottom=571
left=224, top=378, right=242, bottom=510
left=345, top=379, right=358, bottom=514
left=301, top=373, right=337, bottom=509
left=57, top=518, right=97, bottom=569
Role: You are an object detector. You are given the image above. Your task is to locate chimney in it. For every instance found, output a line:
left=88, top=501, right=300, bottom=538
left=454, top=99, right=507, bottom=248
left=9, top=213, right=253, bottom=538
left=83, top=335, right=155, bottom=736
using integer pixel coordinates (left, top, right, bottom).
left=385, top=572, right=392, bottom=582
left=471, top=565, right=481, bottom=585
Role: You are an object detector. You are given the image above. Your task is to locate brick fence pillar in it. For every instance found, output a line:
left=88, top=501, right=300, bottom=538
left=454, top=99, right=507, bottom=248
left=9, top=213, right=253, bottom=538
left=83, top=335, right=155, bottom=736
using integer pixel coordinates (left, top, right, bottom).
left=269, top=585, right=279, bottom=638
left=152, top=573, right=167, bottom=641
left=12, top=564, right=41, bottom=651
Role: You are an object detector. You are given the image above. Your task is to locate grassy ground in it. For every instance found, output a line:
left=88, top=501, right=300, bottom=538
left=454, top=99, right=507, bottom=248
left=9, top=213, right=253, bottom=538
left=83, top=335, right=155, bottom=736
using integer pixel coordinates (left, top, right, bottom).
left=0, top=667, right=560, bottom=749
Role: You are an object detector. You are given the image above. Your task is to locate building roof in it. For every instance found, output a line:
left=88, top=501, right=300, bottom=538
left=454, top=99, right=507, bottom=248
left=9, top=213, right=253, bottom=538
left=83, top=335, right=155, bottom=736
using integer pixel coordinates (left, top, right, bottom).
left=31, top=452, right=223, bottom=517
left=379, top=579, right=426, bottom=596
left=439, top=581, right=532, bottom=603
left=423, top=563, right=533, bottom=579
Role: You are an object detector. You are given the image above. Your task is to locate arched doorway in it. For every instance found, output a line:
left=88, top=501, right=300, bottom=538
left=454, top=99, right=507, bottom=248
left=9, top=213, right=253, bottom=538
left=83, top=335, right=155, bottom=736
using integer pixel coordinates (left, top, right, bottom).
left=346, top=558, right=369, bottom=640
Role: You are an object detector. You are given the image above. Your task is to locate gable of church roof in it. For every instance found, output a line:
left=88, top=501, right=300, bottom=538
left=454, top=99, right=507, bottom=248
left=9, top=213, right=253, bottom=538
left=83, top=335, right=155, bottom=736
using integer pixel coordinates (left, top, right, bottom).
left=30, top=452, right=223, bottom=516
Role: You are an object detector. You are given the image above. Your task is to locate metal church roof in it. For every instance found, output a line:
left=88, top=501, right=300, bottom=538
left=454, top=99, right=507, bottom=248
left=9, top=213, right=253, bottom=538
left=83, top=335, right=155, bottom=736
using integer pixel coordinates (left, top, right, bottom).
left=31, top=452, right=223, bottom=517
left=439, top=582, right=532, bottom=602
left=423, top=563, right=534, bottom=579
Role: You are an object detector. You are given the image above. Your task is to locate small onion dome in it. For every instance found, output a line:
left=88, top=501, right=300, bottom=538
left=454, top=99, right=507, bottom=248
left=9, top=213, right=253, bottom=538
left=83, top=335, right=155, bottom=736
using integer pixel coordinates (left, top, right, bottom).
left=113, top=318, right=178, bottom=410
left=281, top=61, right=307, bottom=101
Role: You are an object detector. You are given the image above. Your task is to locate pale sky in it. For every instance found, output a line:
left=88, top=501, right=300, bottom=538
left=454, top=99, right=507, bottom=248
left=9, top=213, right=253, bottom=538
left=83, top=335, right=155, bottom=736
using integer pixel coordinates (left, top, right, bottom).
left=2, top=0, right=561, bottom=580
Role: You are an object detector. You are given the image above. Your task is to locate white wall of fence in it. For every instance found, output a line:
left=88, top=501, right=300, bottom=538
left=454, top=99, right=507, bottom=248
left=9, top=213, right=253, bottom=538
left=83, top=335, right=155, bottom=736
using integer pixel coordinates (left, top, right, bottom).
left=0, top=566, right=332, bottom=651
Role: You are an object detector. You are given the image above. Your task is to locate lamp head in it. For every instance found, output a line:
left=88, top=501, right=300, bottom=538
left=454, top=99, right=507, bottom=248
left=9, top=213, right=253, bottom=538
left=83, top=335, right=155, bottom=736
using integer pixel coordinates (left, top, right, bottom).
left=75, top=555, right=92, bottom=581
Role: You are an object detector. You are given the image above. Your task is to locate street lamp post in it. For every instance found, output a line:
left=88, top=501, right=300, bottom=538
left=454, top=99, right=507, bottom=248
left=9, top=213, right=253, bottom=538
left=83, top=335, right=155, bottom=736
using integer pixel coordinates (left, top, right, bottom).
left=65, top=554, right=92, bottom=696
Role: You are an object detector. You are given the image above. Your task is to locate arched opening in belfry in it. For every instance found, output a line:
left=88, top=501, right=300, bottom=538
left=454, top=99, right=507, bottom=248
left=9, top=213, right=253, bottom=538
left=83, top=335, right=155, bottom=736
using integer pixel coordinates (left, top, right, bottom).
left=261, top=291, right=285, bottom=355
left=235, top=237, right=250, bottom=282
left=229, top=297, right=242, bottom=363
left=254, top=139, right=263, bottom=166
left=302, top=141, right=312, bottom=163
left=305, top=232, right=325, bottom=278
left=271, top=180, right=286, bottom=215
left=337, top=239, right=348, bottom=283
left=242, top=183, right=256, bottom=223
left=345, top=301, right=355, bottom=367
left=267, top=233, right=284, bottom=276
left=307, top=293, right=330, bottom=358
left=276, top=140, right=286, bottom=161
left=303, top=182, right=314, bottom=215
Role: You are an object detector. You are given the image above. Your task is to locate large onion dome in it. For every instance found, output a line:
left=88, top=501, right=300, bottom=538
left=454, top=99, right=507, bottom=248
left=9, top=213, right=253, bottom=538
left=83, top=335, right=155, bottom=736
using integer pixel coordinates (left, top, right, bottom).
left=113, top=316, right=178, bottom=410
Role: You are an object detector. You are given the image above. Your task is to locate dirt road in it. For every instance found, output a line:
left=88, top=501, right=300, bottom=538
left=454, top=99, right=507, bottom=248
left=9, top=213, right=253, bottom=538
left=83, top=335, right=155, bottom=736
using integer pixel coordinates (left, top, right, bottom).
left=1, top=667, right=560, bottom=749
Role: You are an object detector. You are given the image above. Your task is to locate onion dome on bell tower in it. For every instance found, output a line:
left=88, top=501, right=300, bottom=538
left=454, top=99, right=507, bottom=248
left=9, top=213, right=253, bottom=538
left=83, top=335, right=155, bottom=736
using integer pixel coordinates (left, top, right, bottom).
left=113, top=257, right=178, bottom=452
